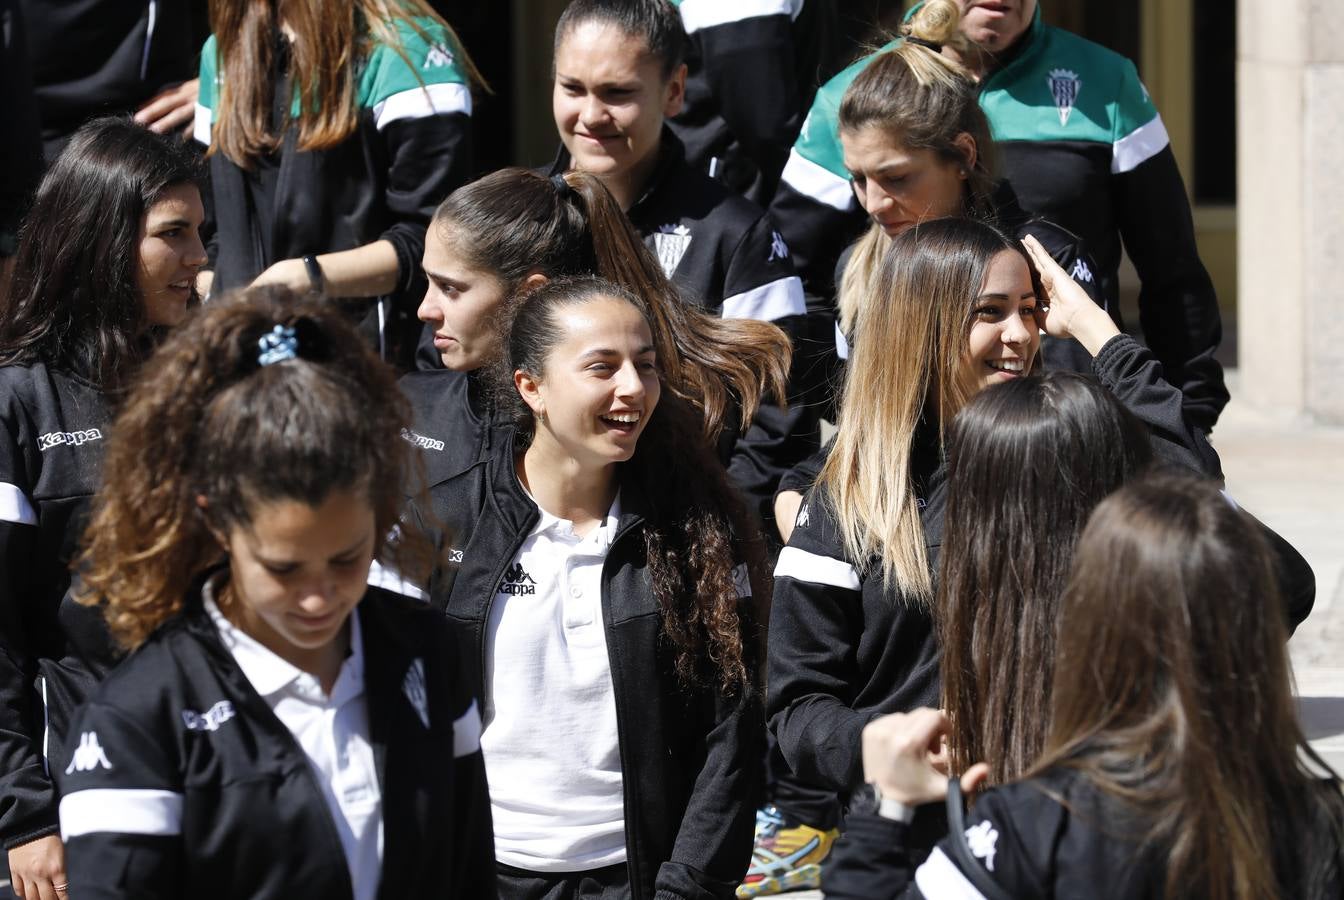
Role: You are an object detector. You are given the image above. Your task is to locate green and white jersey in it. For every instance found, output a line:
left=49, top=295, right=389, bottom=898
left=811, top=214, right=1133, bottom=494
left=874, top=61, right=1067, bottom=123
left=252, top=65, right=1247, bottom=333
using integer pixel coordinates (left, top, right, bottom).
left=194, top=17, right=470, bottom=145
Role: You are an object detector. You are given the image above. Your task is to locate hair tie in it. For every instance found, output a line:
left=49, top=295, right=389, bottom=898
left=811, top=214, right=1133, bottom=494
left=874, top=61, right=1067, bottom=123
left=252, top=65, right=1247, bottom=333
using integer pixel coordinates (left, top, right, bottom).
left=904, top=35, right=943, bottom=53
left=257, top=325, right=298, bottom=366
left=550, top=173, right=577, bottom=201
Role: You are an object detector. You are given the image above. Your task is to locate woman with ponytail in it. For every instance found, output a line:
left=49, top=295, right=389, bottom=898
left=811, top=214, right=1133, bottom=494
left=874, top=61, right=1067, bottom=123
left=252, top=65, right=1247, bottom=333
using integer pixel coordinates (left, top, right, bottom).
left=407, top=273, right=789, bottom=900
left=59, top=288, right=494, bottom=899
left=405, top=166, right=791, bottom=486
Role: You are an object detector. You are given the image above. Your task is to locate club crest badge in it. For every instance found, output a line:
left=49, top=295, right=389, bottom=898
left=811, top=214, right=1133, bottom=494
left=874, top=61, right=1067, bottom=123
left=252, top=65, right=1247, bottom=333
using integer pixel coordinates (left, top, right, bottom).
left=653, top=224, right=692, bottom=277
left=1047, top=69, right=1081, bottom=127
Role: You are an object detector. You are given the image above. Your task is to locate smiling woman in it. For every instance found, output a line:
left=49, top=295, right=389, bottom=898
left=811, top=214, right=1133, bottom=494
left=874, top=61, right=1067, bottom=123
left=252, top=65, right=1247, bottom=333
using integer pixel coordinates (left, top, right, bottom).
left=406, top=274, right=783, bottom=900
left=0, top=117, right=204, bottom=900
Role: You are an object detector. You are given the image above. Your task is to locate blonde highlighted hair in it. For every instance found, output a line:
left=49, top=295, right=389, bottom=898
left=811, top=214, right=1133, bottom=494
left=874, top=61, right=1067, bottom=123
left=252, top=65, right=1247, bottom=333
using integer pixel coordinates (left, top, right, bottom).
left=819, top=218, right=1033, bottom=599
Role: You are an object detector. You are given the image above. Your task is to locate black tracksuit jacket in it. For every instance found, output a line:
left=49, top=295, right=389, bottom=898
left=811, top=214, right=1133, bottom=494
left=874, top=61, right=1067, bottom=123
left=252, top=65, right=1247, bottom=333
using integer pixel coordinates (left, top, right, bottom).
left=668, top=0, right=836, bottom=206
left=58, top=584, right=495, bottom=899
left=407, top=437, right=764, bottom=900
left=845, top=768, right=1344, bottom=899
left=0, top=362, right=122, bottom=850
left=398, top=368, right=510, bottom=489
left=768, top=335, right=1225, bottom=797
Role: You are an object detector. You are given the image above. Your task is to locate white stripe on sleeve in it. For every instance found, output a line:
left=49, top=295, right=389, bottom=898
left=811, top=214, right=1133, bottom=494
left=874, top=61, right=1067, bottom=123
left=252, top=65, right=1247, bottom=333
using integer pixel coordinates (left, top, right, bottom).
left=780, top=148, right=856, bottom=211
left=913, top=847, right=990, bottom=899
left=60, top=789, right=184, bottom=840
left=367, top=559, right=428, bottom=602
left=835, top=321, right=850, bottom=360
left=373, top=83, right=472, bottom=130
left=678, top=0, right=801, bottom=32
left=0, top=483, right=37, bottom=526
left=192, top=103, right=212, bottom=146
left=774, top=546, right=862, bottom=591
left=721, top=276, right=806, bottom=322
left=453, top=698, right=482, bottom=758
left=1111, top=114, right=1169, bottom=174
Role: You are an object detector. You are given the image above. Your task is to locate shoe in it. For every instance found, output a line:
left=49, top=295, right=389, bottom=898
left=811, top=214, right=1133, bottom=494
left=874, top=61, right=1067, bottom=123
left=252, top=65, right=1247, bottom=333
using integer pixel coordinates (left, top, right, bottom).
left=736, top=805, right=839, bottom=898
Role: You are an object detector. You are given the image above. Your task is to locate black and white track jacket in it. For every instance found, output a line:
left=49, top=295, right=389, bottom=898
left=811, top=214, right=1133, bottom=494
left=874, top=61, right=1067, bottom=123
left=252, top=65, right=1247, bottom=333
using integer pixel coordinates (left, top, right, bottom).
left=407, top=436, right=764, bottom=900
left=57, top=583, right=495, bottom=900
left=398, top=368, right=510, bottom=489
left=668, top=0, right=835, bottom=206
left=768, top=335, right=1222, bottom=795
left=845, top=768, right=1343, bottom=899
left=0, top=361, right=122, bottom=849
left=549, top=130, right=814, bottom=529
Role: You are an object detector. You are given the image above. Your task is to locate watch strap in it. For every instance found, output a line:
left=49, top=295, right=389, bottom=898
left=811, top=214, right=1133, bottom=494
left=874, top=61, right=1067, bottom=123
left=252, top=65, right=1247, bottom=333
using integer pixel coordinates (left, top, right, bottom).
left=302, top=255, right=325, bottom=295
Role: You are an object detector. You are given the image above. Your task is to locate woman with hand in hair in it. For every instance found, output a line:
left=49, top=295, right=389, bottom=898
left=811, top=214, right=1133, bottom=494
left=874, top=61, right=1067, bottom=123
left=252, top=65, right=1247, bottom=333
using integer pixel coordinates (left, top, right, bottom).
left=410, top=275, right=789, bottom=900
left=0, top=117, right=205, bottom=900
left=194, top=0, right=482, bottom=366
left=861, top=472, right=1343, bottom=899
left=765, top=217, right=1219, bottom=899
left=59, top=287, right=494, bottom=899
left=404, top=167, right=791, bottom=489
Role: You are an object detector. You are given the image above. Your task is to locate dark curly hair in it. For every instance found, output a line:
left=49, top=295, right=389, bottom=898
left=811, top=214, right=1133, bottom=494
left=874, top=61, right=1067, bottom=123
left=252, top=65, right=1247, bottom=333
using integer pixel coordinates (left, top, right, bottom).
left=78, top=285, right=432, bottom=648
left=498, top=276, right=766, bottom=694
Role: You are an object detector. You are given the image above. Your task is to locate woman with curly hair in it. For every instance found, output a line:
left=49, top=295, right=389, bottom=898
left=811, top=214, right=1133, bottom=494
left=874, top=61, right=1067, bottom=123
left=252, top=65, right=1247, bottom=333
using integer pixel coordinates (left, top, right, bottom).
left=409, top=275, right=786, bottom=900
left=0, top=117, right=204, bottom=899
left=58, top=288, right=494, bottom=899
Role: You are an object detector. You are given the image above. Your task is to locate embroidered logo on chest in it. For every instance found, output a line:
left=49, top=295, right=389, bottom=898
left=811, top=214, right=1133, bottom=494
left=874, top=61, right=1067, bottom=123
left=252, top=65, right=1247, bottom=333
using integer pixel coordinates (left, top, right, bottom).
left=401, top=428, right=445, bottom=452
left=424, top=43, right=455, bottom=69
left=1047, top=68, right=1081, bottom=127
left=499, top=562, right=537, bottom=595
left=966, top=819, right=1000, bottom=871
left=653, top=224, right=692, bottom=277
left=37, top=428, right=103, bottom=452
left=768, top=230, right=790, bottom=262
left=182, top=700, right=236, bottom=733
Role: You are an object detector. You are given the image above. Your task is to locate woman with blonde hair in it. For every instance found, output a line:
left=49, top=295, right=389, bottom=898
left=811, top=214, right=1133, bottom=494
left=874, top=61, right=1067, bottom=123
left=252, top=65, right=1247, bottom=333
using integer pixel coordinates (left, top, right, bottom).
left=764, top=217, right=1217, bottom=898
left=194, top=0, right=482, bottom=366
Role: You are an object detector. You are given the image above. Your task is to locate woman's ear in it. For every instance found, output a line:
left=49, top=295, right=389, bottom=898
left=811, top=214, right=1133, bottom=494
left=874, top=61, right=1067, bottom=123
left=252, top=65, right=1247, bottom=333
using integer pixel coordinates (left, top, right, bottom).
left=520, top=272, right=549, bottom=295
left=662, top=63, right=688, bottom=118
left=953, top=132, right=978, bottom=177
left=515, top=369, right=545, bottom=421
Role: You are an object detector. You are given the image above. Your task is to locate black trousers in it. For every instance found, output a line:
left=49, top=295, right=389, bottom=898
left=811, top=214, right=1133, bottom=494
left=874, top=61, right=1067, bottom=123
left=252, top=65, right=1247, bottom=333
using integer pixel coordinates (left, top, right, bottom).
left=496, top=861, right=631, bottom=900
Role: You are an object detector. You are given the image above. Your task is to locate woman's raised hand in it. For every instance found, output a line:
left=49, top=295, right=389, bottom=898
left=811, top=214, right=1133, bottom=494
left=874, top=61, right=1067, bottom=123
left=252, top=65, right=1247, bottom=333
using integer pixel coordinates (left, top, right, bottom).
left=1022, top=234, right=1120, bottom=357
left=861, top=709, right=990, bottom=806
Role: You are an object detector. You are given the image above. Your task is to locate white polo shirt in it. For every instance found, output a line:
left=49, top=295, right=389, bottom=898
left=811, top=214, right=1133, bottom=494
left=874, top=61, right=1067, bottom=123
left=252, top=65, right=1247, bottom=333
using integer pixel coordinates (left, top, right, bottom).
left=204, top=583, right=383, bottom=900
left=482, top=492, right=626, bottom=873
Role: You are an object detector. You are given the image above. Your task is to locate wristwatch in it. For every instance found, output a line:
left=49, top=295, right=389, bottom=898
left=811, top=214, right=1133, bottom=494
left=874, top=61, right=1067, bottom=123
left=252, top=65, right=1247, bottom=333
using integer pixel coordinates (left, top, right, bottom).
left=854, top=782, right=917, bottom=823
left=302, top=254, right=325, bottom=296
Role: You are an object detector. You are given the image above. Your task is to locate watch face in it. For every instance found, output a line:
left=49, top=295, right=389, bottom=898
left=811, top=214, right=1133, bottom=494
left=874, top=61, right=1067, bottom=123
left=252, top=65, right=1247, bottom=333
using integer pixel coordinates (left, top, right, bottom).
left=852, top=782, right=882, bottom=816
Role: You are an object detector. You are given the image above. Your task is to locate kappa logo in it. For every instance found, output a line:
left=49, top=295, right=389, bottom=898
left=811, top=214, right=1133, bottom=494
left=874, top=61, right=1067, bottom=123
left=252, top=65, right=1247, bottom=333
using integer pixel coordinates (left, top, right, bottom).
left=768, top=230, right=790, bottom=262
left=1047, top=68, right=1081, bottom=127
left=182, top=700, right=235, bottom=733
left=403, top=658, right=430, bottom=728
left=1070, top=257, right=1094, bottom=283
left=499, top=562, right=536, bottom=596
left=65, top=731, right=113, bottom=774
left=401, top=428, right=445, bottom=452
left=37, top=428, right=103, bottom=452
left=447, top=547, right=464, bottom=564
left=795, top=505, right=810, bottom=529
left=966, top=819, right=1000, bottom=871
left=653, top=224, right=692, bottom=278
left=424, top=42, right=455, bottom=69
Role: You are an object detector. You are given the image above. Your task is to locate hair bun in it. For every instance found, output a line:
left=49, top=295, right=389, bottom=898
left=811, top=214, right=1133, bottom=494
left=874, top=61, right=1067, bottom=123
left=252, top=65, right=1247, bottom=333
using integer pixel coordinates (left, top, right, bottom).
left=906, top=0, right=961, bottom=46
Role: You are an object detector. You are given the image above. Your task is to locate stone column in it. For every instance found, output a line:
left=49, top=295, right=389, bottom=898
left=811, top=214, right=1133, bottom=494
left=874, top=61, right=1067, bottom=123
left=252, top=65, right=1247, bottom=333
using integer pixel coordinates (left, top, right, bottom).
left=1237, top=0, right=1344, bottom=423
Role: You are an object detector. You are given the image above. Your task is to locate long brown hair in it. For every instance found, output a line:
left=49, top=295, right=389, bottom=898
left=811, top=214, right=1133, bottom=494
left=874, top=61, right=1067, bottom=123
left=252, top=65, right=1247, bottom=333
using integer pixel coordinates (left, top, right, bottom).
left=78, top=286, right=431, bottom=649
left=835, top=0, right=998, bottom=338
left=498, top=277, right=767, bottom=695
left=432, top=167, right=791, bottom=446
left=208, top=0, right=483, bottom=164
left=938, top=373, right=1153, bottom=785
left=0, top=118, right=201, bottom=390
left=820, top=217, right=1035, bottom=599
left=1034, top=473, right=1344, bottom=899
